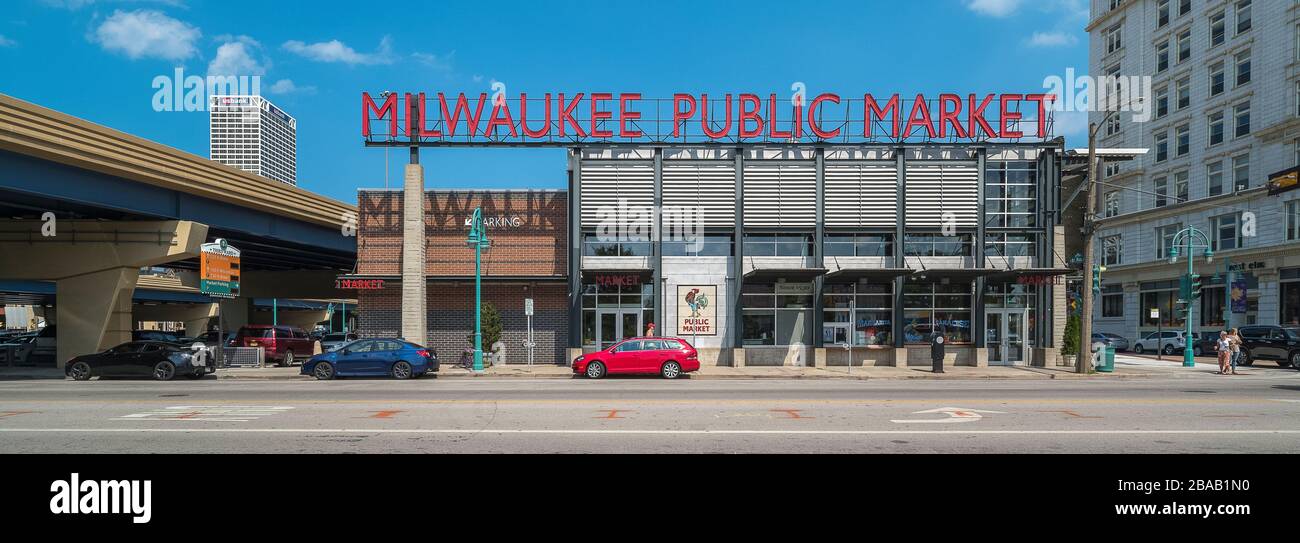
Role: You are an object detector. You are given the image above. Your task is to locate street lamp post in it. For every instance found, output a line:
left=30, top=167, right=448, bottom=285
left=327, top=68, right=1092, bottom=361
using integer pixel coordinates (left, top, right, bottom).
left=466, top=207, right=491, bottom=372
left=1169, top=226, right=1213, bottom=368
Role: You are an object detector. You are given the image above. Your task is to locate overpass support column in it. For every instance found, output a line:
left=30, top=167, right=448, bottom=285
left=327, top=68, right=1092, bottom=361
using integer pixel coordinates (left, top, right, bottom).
left=55, top=267, right=137, bottom=367
left=401, top=163, right=427, bottom=346
left=218, top=299, right=250, bottom=333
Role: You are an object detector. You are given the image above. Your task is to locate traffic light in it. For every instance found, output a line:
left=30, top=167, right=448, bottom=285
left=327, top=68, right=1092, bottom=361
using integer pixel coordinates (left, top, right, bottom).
left=1189, top=273, right=1203, bottom=302
left=1176, top=275, right=1191, bottom=316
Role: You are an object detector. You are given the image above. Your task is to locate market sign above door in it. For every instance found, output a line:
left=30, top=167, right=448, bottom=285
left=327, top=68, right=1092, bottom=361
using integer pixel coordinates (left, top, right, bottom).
left=336, top=278, right=386, bottom=290
left=200, top=238, right=240, bottom=299
left=362, top=91, right=1056, bottom=146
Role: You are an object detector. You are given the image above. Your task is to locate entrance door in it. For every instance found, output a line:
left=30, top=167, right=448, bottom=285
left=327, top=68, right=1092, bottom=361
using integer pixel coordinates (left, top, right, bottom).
left=986, top=309, right=1027, bottom=365
left=823, top=323, right=850, bottom=346
left=597, top=310, right=642, bottom=350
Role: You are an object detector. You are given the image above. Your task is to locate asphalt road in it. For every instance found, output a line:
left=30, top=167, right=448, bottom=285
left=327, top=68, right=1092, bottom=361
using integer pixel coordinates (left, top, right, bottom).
left=1, top=372, right=1299, bottom=453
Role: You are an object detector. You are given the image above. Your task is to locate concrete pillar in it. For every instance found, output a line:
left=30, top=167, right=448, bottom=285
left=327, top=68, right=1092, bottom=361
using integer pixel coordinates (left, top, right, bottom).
left=402, top=163, right=427, bottom=345
left=55, top=267, right=136, bottom=367
left=218, top=298, right=250, bottom=333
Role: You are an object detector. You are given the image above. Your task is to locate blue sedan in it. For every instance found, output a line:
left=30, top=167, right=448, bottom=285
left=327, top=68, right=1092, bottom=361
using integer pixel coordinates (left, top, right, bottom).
left=301, top=338, right=438, bottom=380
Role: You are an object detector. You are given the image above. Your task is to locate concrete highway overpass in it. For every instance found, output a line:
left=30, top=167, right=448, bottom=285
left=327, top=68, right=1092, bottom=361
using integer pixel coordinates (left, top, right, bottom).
left=0, top=94, right=357, bottom=366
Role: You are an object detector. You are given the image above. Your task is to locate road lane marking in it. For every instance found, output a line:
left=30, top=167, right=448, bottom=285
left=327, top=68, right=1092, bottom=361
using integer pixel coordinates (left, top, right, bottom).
left=115, top=406, right=293, bottom=422
left=367, top=410, right=404, bottom=419
left=596, top=409, right=632, bottom=419
left=770, top=409, right=813, bottom=419
left=2, top=428, right=1299, bottom=435
left=1037, top=409, right=1102, bottom=419
left=0, top=411, right=37, bottom=418
left=890, top=407, right=1005, bottom=424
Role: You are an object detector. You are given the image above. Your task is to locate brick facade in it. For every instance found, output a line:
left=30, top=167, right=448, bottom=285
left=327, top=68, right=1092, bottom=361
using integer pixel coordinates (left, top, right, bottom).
left=353, top=189, right=570, bottom=364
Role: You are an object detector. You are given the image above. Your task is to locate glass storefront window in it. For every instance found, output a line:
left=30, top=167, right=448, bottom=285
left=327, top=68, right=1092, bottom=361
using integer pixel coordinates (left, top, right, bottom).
left=1282, top=276, right=1300, bottom=326
left=903, top=233, right=973, bottom=257
left=902, top=281, right=972, bottom=344
left=1202, top=285, right=1226, bottom=328
left=822, top=282, right=894, bottom=346
left=661, top=234, right=734, bottom=257
left=580, top=280, right=654, bottom=347
left=583, top=232, right=652, bottom=257
left=743, top=282, right=813, bottom=346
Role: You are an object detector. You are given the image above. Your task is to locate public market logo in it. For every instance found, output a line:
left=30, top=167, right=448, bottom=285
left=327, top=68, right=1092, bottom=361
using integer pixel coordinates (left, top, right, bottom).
left=49, top=473, right=152, bottom=524
left=684, top=288, right=709, bottom=318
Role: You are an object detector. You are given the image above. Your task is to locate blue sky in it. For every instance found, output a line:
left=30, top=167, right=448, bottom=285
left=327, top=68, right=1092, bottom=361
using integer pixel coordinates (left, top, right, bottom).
left=0, top=0, right=1090, bottom=203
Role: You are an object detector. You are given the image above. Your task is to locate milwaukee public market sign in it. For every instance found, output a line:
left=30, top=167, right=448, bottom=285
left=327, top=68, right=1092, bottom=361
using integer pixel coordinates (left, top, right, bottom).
left=361, top=91, right=1057, bottom=145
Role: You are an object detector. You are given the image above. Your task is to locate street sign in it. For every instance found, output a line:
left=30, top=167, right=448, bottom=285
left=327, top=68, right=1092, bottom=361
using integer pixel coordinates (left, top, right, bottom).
left=524, top=298, right=534, bottom=316
left=200, top=238, right=240, bottom=299
left=1149, top=308, right=1159, bottom=319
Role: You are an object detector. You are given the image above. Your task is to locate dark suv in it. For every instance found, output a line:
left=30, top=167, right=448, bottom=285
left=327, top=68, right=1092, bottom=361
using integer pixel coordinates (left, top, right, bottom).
left=231, top=325, right=316, bottom=367
left=1237, top=325, right=1300, bottom=368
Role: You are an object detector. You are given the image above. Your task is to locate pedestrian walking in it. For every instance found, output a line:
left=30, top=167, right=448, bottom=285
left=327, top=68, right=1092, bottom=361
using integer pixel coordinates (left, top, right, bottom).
left=930, top=325, right=946, bottom=374
left=1228, top=328, right=1241, bottom=375
left=1215, top=331, right=1231, bottom=375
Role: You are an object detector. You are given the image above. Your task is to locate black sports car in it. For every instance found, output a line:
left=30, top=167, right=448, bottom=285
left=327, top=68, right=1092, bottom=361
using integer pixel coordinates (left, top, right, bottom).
left=65, top=341, right=213, bottom=381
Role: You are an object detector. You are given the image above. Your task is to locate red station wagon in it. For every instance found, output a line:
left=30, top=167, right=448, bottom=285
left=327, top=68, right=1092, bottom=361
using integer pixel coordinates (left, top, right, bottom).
left=572, top=337, right=700, bottom=379
left=231, top=325, right=316, bottom=367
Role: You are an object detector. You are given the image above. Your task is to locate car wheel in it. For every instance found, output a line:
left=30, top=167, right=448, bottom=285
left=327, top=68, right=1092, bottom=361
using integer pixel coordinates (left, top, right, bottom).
left=152, top=361, right=176, bottom=381
left=661, top=361, right=682, bottom=380
left=68, top=361, right=92, bottom=381
left=1278, top=353, right=1294, bottom=368
left=1134, top=344, right=1145, bottom=354
left=585, top=361, right=606, bottom=379
left=1239, top=349, right=1253, bottom=366
left=279, top=350, right=295, bottom=367
left=313, top=361, right=335, bottom=380
left=391, top=361, right=413, bottom=380
left=1291, top=352, right=1300, bottom=370
left=1162, top=344, right=1176, bottom=355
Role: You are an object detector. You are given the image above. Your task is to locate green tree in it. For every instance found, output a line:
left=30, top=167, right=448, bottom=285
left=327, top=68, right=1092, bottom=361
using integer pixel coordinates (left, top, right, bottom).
left=481, top=302, right=503, bottom=356
left=1062, top=314, right=1081, bottom=356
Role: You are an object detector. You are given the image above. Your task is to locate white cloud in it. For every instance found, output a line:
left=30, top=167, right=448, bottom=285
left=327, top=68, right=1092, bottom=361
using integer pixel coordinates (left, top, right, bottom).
left=281, top=35, right=393, bottom=65
left=1052, top=110, right=1089, bottom=139
left=1027, top=31, right=1079, bottom=47
left=207, top=39, right=268, bottom=77
left=91, top=9, right=200, bottom=61
left=966, top=0, right=1023, bottom=17
left=0, top=34, right=15, bottom=47
left=411, top=51, right=453, bottom=70
left=44, top=0, right=187, bottom=8
left=269, top=79, right=316, bottom=95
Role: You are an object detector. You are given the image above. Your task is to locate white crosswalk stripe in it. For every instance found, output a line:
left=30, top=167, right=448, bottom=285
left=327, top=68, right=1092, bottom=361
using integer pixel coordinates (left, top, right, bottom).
left=115, top=406, right=294, bottom=422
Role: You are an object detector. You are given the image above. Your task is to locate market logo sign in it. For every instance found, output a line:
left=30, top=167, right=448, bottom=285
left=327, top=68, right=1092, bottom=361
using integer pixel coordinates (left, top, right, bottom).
left=677, top=285, right=716, bottom=336
left=336, top=278, right=386, bottom=290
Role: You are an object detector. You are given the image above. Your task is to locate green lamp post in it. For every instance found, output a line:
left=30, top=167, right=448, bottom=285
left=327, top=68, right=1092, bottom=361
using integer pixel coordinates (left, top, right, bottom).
left=466, top=207, right=491, bottom=372
left=1168, top=226, right=1213, bottom=368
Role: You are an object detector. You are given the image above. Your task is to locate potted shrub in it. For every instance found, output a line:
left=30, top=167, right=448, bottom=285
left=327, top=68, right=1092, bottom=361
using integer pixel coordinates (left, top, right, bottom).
left=1062, top=314, right=1080, bottom=367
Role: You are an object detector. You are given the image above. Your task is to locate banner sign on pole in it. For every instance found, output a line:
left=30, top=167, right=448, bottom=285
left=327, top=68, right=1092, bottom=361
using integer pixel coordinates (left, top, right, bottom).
left=200, top=238, right=240, bottom=299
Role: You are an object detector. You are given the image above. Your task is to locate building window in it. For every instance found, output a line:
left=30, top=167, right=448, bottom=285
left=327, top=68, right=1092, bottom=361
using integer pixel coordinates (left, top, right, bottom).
left=1208, top=160, right=1225, bottom=196
left=1157, top=224, right=1182, bottom=259
left=1202, top=285, right=1227, bottom=327
left=1155, top=131, right=1169, bottom=162
left=742, top=282, right=813, bottom=347
left=1105, top=161, right=1122, bottom=178
left=1103, top=235, right=1123, bottom=266
left=1141, top=281, right=1186, bottom=327
left=1174, top=171, right=1189, bottom=202
left=1209, top=62, right=1225, bottom=96
left=903, top=233, right=974, bottom=257
left=1209, top=10, right=1226, bottom=47
left=902, top=282, right=972, bottom=345
left=823, top=282, right=893, bottom=346
left=1178, top=0, right=1190, bottom=16
left=1234, top=102, right=1250, bottom=138
left=743, top=233, right=813, bottom=257
left=1235, top=50, right=1250, bottom=87
left=1208, top=110, right=1224, bottom=146
left=661, top=234, right=734, bottom=257
left=1212, top=213, right=1242, bottom=251
left=582, top=231, right=651, bottom=257
left=1106, top=23, right=1123, bottom=54
left=1233, top=153, right=1249, bottom=191
left=1175, top=76, right=1190, bottom=111
left=1157, top=0, right=1170, bottom=28
left=1101, top=284, right=1124, bottom=318
left=1236, top=0, right=1251, bottom=35
left=1154, top=176, right=1169, bottom=207
left=984, top=160, right=1037, bottom=228
left=1155, top=85, right=1169, bottom=118
left=1105, top=190, right=1120, bottom=217
left=822, top=233, right=894, bottom=257
left=1287, top=201, right=1300, bottom=241
left=984, top=233, right=1037, bottom=258
left=1156, top=40, right=1170, bottom=73
left=1176, top=28, right=1191, bottom=63
left=1175, top=124, right=1190, bottom=157
left=579, top=281, right=655, bottom=348
left=1282, top=270, right=1300, bottom=326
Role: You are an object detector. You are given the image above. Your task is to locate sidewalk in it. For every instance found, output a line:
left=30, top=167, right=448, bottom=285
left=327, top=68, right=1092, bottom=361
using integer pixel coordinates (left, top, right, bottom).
left=0, top=363, right=1166, bottom=381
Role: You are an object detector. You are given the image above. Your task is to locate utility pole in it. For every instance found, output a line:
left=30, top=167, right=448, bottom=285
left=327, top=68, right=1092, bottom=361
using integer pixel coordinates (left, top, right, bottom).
left=1079, top=122, right=1101, bottom=374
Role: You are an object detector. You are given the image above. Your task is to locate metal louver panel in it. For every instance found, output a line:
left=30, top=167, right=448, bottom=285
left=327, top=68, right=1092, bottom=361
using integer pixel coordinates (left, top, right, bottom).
left=662, top=162, right=736, bottom=228
left=579, top=162, right=654, bottom=228
left=903, top=163, right=978, bottom=227
left=742, top=163, right=816, bottom=227
left=824, top=163, right=897, bottom=227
